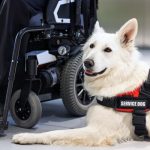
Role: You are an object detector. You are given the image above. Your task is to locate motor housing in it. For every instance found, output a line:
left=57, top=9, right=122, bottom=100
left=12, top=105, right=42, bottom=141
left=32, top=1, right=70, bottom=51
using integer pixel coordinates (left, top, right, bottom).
left=39, top=67, right=59, bottom=89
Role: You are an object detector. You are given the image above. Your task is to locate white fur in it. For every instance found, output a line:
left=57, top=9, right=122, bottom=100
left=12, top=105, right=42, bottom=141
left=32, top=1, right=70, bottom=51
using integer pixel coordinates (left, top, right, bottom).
left=12, top=18, right=150, bottom=146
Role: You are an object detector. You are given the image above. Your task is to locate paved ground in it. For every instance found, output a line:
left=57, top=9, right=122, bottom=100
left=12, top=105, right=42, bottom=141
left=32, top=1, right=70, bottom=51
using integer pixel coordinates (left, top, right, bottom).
left=1, top=49, right=150, bottom=150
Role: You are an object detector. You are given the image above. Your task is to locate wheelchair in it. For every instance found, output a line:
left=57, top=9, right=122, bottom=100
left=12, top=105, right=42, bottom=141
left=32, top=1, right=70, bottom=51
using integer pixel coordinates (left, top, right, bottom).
left=0, top=0, right=98, bottom=134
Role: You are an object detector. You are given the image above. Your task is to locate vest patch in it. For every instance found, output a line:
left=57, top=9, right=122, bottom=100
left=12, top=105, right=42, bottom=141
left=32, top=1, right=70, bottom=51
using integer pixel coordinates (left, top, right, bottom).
left=120, top=100, right=146, bottom=108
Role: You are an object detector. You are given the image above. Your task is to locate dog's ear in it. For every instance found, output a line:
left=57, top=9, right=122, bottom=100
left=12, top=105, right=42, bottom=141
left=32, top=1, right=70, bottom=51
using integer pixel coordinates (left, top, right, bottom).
left=93, top=21, right=105, bottom=33
left=117, top=18, right=138, bottom=46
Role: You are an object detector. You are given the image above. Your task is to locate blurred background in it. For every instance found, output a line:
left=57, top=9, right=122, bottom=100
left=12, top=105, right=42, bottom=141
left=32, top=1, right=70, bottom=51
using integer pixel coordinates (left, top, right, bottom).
left=97, top=0, right=150, bottom=48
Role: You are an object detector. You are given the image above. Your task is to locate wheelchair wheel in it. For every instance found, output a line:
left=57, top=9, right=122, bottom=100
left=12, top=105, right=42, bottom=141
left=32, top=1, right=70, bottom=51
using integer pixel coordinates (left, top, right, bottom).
left=60, top=53, right=96, bottom=116
left=10, top=90, right=42, bottom=128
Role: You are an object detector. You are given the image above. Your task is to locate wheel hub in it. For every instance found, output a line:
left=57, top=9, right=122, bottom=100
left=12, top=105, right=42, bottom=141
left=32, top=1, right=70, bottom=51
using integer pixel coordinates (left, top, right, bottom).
left=15, top=99, right=31, bottom=120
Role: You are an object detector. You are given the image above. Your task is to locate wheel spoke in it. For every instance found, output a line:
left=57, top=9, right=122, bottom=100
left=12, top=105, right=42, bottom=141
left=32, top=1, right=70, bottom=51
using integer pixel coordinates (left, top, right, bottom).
left=82, top=91, right=86, bottom=105
left=78, top=89, right=84, bottom=96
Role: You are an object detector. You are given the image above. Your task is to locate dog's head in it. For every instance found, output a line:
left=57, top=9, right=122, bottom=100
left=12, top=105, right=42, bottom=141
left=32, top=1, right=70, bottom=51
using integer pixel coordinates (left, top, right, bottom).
left=83, top=18, right=139, bottom=79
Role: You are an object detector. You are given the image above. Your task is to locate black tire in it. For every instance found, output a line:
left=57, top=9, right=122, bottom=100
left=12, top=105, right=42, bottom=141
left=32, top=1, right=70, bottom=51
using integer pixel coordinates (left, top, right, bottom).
left=10, top=90, right=42, bottom=128
left=60, top=53, right=96, bottom=116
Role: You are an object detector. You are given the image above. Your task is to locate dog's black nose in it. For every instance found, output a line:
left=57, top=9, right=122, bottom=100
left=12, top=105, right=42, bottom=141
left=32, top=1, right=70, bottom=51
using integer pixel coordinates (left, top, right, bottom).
left=84, top=59, right=94, bottom=69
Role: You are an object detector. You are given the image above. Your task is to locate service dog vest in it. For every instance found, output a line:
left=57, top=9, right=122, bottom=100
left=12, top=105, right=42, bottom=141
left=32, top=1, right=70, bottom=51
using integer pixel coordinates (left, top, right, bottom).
left=96, top=70, right=150, bottom=140
left=116, top=86, right=142, bottom=112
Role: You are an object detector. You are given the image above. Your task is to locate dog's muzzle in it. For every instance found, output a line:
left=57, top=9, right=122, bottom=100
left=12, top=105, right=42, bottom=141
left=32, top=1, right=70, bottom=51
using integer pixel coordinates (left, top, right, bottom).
left=83, top=59, right=107, bottom=77
left=85, top=68, right=107, bottom=77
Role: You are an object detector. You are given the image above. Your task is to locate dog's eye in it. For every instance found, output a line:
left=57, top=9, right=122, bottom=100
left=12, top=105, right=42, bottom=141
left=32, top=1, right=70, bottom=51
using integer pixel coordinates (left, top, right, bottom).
left=104, top=47, right=112, bottom=53
left=90, top=43, right=95, bottom=49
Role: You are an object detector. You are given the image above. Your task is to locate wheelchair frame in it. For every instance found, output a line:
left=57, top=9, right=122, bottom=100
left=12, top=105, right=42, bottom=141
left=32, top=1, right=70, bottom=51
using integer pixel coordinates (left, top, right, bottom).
left=0, top=0, right=98, bottom=135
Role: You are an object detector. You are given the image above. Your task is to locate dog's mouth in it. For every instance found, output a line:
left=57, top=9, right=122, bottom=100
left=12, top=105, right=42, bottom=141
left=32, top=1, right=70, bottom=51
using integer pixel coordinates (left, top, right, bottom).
left=85, top=68, right=107, bottom=77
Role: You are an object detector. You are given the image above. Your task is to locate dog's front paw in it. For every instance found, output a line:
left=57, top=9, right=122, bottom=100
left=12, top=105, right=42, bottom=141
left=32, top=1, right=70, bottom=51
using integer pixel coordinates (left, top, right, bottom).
left=12, top=133, right=36, bottom=144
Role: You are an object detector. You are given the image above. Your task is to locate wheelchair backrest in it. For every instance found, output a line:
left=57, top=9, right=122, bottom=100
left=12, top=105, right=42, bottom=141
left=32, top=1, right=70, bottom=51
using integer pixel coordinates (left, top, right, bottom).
left=46, top=0, right=98, bottom=37
left=46, top=0, right=74, bottom=24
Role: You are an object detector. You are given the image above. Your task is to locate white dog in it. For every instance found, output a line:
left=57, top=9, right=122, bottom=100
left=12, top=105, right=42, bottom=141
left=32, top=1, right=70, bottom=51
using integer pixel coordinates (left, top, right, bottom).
left=12, top=18, right=150, bottom=146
